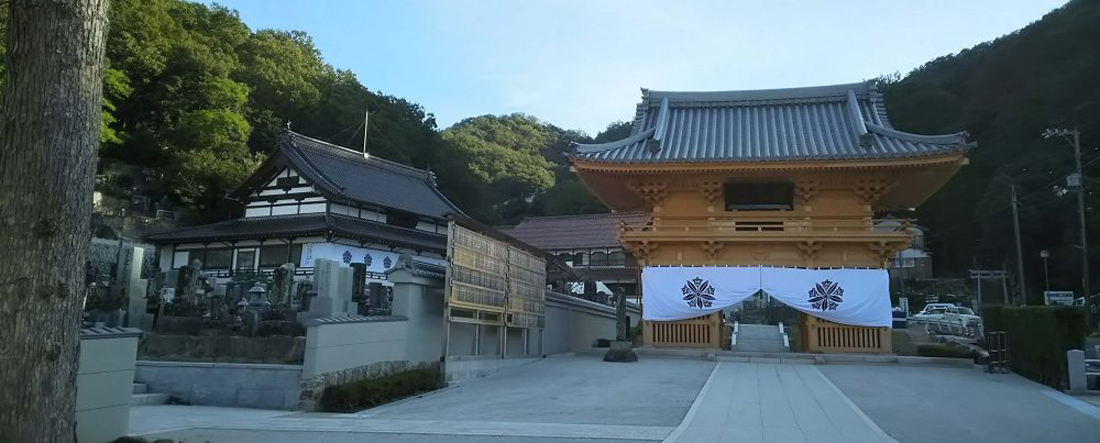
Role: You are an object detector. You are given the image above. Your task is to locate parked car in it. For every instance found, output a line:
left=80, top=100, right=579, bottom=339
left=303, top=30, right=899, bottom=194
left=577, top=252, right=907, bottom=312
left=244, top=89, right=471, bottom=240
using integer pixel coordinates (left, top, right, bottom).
left=917, top=306, right=983, bottom=339
left=910, top=303, right=955, bottom=323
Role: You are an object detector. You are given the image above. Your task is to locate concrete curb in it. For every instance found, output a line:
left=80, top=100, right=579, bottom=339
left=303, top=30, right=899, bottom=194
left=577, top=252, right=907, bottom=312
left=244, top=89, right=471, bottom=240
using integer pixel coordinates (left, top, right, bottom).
left=577, top=347, right=974, bottom=368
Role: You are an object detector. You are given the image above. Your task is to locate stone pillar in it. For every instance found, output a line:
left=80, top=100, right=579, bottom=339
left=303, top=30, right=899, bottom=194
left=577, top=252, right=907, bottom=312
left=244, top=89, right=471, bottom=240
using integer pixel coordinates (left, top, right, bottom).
left=122, top=247, right=149, bottom=329
left=1068, top=349, right=1087, bottom=393
left=390, top=268, right=444, bottom=363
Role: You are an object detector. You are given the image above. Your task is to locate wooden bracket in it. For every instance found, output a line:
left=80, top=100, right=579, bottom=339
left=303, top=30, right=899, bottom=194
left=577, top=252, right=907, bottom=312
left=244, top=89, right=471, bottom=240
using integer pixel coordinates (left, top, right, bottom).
left=628, top=180, right=669, bottom=210
left=852, top=179, right=895, bottom=206
left=797, top=241, right=823, bottom=264
left=700, top=240, right=725, bottom=262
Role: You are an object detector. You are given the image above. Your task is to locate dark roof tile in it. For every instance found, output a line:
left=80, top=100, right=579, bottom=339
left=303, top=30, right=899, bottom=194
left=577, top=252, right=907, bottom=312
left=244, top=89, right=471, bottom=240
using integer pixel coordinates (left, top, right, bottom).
left=505, top=212, right=650, bottom=251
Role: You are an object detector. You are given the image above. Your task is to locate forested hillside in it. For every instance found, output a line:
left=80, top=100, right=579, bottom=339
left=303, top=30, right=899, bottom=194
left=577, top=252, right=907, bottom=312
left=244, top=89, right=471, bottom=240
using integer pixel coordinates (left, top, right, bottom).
left=883, top=0, right=1100, bottom=296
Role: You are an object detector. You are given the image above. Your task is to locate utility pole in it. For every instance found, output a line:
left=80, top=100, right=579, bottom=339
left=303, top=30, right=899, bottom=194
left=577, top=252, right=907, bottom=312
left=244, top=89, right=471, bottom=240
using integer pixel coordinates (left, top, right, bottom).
left=1072, top=129, right=1090, bottom=314
left=1011, top=184, right=1026, bottom=305
left=1044, top=128, right=1091, bottom=325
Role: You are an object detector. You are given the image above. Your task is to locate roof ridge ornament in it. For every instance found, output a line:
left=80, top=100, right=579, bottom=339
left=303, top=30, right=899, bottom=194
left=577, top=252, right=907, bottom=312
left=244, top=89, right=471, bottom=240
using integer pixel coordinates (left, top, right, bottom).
left=846, top=89, right=872, bottom=149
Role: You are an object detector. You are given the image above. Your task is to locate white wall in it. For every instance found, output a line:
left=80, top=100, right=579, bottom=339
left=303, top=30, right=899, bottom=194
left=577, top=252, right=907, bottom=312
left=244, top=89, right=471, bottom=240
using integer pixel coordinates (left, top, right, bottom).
left=303, top=317, right=408, bottom=378
left=542, top=292, right=640, bottom=355
left=77, top=330, right=140, bottom=443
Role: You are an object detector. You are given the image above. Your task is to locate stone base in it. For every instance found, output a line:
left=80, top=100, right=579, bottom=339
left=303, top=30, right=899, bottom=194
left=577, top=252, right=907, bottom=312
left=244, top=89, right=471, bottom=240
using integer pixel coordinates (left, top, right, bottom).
left=603, top=341, right=638, bottom=363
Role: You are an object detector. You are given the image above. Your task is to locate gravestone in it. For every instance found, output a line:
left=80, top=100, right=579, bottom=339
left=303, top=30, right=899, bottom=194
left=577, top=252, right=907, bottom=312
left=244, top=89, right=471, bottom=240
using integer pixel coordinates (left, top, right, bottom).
left=305, top=259, right=353, bottom=319
left=120, top=246, right=150, bottom=329
left=273, top=262, right=296, bottom=308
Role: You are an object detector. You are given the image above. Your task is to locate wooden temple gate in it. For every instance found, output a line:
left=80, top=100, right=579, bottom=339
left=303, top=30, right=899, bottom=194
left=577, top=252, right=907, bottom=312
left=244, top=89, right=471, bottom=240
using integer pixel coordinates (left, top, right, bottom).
left=566, top=82, right=970, bottom=354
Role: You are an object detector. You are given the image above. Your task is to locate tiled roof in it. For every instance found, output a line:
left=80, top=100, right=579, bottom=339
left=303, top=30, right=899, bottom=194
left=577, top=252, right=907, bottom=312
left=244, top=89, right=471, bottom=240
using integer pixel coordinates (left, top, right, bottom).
left=145, top=213, right=447, bottom=252
left=572, top=81, right=972, bottom=164
left=79, top=325, right=143, bottom=339
left=280, top=132, right=462, bottom=218
left=504, top=212, right=650, bottom=251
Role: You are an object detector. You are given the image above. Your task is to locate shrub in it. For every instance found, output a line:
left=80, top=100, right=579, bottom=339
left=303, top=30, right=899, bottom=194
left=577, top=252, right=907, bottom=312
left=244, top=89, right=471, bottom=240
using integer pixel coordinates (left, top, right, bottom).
left=320, top=365, right=442, bottom=412
left=996, top=306, right=1086, bottom=388
left=916, top=343, right=977, bottom=360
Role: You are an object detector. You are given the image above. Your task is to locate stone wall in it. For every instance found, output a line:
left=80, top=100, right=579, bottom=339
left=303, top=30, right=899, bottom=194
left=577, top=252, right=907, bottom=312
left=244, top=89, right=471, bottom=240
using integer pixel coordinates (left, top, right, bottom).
left=298, top=315, right=414, bottom=411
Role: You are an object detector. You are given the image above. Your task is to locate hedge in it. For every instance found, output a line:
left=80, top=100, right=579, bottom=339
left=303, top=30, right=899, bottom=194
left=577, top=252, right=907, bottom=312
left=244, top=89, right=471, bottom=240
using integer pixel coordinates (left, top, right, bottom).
left=320, top=365, right=442, bottom=412
left=981, top=305, right=1086, bottom=388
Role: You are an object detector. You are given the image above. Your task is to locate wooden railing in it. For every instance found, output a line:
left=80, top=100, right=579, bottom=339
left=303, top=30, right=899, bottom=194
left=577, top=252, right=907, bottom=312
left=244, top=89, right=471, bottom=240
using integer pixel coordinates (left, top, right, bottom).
left=620, top=215, right=914, bottom=236
left=645, top=313, right=722, bottom=349
left=803, top=316, right=891, bottom=354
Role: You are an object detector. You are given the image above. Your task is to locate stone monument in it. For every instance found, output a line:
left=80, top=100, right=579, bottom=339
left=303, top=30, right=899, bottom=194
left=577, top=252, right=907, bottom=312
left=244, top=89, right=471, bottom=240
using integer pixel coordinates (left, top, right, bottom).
left=604, top=290, right=638, bottom=363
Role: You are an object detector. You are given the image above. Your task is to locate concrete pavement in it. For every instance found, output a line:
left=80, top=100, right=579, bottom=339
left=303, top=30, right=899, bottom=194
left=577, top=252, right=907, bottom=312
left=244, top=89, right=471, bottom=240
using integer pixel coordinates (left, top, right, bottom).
left=666, top=363, right=892, bottom=442
left=130, top=355, right=1100, bottom=442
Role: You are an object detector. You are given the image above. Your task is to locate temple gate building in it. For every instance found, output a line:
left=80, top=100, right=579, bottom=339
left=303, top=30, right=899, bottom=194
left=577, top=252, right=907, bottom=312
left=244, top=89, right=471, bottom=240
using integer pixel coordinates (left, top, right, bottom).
left=568, top=82, right=971, bottom=353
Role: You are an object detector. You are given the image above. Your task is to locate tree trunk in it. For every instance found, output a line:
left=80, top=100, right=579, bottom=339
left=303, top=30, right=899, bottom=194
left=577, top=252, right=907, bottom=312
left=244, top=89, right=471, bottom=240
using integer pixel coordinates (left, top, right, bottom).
left=0, top=0, right=109, bottom=441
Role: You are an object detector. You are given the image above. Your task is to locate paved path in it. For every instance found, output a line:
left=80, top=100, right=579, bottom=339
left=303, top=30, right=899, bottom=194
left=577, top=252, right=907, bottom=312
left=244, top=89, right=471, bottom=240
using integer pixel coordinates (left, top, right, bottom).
left=822, top=364, right=1100, bottom=443
left=666, top=363, right=892, bottom=442
left=130, top=356, right=1100, bottom=442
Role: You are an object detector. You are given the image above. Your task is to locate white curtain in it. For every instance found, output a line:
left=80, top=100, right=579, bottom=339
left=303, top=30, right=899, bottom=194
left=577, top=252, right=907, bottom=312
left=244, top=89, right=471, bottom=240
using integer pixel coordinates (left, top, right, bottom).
left=641, top=266, right=892, bottom=328
left=641, top=267, right=761, bottom=321
left=759, top=267, right=893, bottom=328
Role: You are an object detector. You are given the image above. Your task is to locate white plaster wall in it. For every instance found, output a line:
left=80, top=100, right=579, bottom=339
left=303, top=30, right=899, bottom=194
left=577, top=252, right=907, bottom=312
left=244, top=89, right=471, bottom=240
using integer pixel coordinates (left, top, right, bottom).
left=542, top=294, right=640, bottom=355
left=303, top=319, right=408, bottom=377
left=448, top=322, right=477, bottom=356
left=77, top=335, right=138, bottom=443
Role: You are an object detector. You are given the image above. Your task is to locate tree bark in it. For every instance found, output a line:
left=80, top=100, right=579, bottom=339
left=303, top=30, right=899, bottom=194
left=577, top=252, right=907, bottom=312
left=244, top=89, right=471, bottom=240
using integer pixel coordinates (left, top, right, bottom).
left=0, top=0, right=109, bottom=441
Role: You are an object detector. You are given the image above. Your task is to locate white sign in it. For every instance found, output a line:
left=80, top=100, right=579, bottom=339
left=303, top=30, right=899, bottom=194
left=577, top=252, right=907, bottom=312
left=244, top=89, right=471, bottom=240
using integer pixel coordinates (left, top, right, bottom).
left=642, top=266, right=893, bottom=327
left=899, top=297, right=910, bottom=316
left=1044, top=291, right=1075, bottom=306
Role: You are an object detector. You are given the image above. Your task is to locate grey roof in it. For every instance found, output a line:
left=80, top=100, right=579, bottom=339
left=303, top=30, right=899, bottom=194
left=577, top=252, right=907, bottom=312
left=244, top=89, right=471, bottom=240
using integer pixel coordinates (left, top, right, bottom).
left=79, top=325, right=143, bottom=339
left=572, top=81, right=972, bottom=164
left=504, top=212, right=650, bottom=251
left=257, top=131, right=462, bottom=219
left=145, top=213, right=447, bottom=252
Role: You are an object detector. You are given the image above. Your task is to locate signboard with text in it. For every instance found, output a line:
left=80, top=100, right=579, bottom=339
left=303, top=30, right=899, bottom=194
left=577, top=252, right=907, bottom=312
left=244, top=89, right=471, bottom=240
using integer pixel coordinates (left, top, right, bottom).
left=1044, top=291, right=1075, bottom=306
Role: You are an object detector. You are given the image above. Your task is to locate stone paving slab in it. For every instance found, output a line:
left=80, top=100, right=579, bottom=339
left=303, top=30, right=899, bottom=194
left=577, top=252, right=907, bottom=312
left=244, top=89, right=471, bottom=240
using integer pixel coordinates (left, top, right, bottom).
left=821, top=364, right=1100, bottom=443
left=666, top=363, right=892, bottom=443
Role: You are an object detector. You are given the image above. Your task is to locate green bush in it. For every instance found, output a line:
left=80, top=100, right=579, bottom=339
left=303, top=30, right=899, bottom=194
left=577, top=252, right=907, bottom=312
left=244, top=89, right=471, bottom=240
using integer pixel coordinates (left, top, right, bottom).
left=995, top=306, right=1087, bottom=389
left=916, top=343, right=977, bottom=360
left=320, top=365, right=442, bottom=412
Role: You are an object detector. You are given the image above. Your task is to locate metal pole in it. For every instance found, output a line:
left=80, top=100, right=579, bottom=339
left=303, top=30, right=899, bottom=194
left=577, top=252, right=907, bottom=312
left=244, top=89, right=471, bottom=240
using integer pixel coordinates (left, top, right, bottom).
left=1011, top=185, right=1027, bottom=305
left=1000, top=265, right=1010, bottom=306
left=1073, top=129, right=1091, bottom=323
left=1043, top=256, right=1050, bottom=291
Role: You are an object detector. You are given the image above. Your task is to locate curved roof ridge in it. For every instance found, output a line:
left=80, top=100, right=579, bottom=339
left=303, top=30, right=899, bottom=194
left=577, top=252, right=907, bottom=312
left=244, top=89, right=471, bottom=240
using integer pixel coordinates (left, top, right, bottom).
left=865, top=122, right=968, bottom=145
left=646, top=81, right=871, bottom=104
left=573, top=128, right=655, bottom=154
left=282, top=135, right=345, bottom=194
left=287, top=131, right=432, bottom=182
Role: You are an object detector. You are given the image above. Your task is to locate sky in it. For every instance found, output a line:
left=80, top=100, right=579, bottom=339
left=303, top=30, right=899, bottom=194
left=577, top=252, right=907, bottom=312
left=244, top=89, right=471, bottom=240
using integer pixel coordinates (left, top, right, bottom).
left=206, top=0, right=1068, bottom=135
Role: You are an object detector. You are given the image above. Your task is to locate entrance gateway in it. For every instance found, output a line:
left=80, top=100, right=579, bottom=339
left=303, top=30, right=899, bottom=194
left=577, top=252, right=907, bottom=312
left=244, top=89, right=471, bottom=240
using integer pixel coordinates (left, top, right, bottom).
left=567, top=81, right=972, bottom=354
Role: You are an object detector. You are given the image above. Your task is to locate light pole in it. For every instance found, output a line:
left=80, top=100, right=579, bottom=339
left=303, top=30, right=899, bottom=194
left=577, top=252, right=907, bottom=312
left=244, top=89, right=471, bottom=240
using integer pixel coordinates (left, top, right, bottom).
left=1043, top=128, right=1091, bottom=325
left=1040, top=250, right=1050, bottom=292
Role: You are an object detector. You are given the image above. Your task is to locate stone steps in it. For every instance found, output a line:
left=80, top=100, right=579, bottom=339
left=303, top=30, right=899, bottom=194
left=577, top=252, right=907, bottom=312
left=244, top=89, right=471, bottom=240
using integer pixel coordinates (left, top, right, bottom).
left=131, top=393, right=169, bottom=406
left=734, top=324, right=786, bottom=353
left=131, top=382, right=168, bottom=406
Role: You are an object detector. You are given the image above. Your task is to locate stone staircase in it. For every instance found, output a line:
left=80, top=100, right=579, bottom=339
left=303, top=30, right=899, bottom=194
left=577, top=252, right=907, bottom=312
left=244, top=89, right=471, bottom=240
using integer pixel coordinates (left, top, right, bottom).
left=131, top=382, right=168, bottom=406
left=733, top=324, right=787, bottom=353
